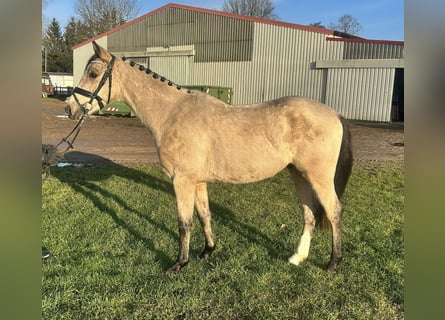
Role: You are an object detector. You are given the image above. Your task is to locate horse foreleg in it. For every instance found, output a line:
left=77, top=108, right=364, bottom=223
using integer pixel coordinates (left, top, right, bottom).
left=194, top=182, right=216, bottom=260
left=165, top=176, right=195, bottom=275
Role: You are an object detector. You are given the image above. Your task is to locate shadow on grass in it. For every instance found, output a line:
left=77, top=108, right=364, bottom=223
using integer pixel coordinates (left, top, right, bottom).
left=50, top=152, right=283, bottom=271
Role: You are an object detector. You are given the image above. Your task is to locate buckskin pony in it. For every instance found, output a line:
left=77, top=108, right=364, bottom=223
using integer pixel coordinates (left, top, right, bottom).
left=65, top=42, right=353, bottom=274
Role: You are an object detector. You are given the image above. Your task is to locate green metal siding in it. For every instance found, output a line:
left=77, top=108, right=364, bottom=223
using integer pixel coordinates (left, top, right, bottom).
left=344, top=42, right=404, bottom=59
left=108, top=7, right=254, bottom=62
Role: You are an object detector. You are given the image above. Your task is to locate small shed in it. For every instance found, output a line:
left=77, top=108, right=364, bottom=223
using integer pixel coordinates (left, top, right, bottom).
left=47, top=72, right=74, bottom=87
left=73, top=3, right=404, bottom=122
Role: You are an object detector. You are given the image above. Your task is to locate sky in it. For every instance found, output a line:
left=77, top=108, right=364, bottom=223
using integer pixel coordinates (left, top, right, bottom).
left=43, top=0, right=404, bottom=41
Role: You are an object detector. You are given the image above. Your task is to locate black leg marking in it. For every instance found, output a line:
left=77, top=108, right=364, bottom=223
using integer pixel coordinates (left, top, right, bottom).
left=199, top=244, right=216, bottom=261
left=165, top=223, right=192, bottom=275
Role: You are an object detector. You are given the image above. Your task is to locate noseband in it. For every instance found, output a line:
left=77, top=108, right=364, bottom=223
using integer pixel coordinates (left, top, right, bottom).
left=72, top=55, right=116, bottom=114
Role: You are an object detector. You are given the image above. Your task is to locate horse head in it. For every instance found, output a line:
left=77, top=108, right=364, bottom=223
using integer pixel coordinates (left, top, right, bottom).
left=65, top=42, right=116, bottom=120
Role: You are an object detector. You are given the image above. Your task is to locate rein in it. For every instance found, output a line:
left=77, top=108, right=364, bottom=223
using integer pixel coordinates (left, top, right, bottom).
left=42, top=109, right=88, bottom=179
left=50, top=52, right=186, bottom=162
left=55, top=112, right=88, bottom=153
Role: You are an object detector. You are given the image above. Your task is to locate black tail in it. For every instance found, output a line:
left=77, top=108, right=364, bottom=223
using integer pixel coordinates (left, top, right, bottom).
left=334, top=116, right=353, bottom=198
left=315, top=116, right=353, bottom=230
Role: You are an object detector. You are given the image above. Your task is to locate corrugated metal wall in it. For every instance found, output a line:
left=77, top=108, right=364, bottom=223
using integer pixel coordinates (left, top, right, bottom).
left=108, top=7, right=254, bottom=62
left=187, top=23, right=344, bottom=105
left=325, top=67, right=395, bottom=121
left=74, top=6, right=404, bottom=122
left=105, top=7, right=348, bottom=105
left=150, top=55, right=192, bottom=85
left=251, top=23, right=343, bottom=103
left=344, top=42, right=404, bottom=59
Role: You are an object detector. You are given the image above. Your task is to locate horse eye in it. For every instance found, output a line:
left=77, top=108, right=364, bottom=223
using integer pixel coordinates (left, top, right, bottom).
left=89, top=72, right=98, bottom=79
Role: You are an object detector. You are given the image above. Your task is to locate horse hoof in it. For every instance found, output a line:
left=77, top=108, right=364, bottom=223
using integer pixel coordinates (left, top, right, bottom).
left=288, top=253, right=306, bottom=266
left=327, top=267, right=337, bottom=274
left=327, top=264, right=338, bottom=274
left=327, top=256, right=342, bottom=273
left=199, top=245, right=216, bottom=261
left=164, top=261, right=188, bottom=275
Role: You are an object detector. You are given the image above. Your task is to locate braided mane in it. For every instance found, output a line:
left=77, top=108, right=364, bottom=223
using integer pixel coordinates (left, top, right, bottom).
left=121, top=56, right=191, bottom=93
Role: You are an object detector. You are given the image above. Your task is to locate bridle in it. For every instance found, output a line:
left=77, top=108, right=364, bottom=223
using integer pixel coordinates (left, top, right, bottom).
left=57, top=55, right=116, bottom=153
left=72, top=55, right=116, bottom=114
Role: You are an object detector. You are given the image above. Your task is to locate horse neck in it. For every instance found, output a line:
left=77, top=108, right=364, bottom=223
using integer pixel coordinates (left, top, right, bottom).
left=113, top=60, right=186, bottom=139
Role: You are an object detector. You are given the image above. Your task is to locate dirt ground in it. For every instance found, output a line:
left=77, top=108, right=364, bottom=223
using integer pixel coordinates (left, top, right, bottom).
left=42, top=98, right=404, bottom=164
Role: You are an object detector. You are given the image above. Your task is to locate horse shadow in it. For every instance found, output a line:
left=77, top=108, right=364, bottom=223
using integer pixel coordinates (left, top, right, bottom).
left=49, top=151, right=285, bottom=271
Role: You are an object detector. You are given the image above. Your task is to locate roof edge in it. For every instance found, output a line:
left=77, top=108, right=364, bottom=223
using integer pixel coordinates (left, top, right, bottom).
left=72, top=3, right=172, bottom=50
left=73, top=2, right=335, bottom=50
left=163, top=3, right=335, bottom=36
left=326, top=37, right=404, bottom=46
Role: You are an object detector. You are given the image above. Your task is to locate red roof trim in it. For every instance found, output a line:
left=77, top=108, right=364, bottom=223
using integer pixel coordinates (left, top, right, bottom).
left=326, top=37, right=404, bottom=46
left=73, top=2, right=334, bottom=49
left=72, top=4, right=169, bottom=49
left=164, top=3, right=334, bottom=35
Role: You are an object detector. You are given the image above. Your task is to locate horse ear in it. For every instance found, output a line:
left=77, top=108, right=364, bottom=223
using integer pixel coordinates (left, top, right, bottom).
left=92, top=41, right=112, bottom=63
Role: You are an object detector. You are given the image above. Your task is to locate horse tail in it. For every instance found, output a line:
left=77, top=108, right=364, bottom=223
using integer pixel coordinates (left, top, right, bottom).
left=315, top=115, right=353, bottom=230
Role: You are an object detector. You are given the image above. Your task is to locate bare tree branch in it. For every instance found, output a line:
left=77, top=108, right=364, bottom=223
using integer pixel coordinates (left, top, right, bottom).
left=329, top=14, right=362, bottom=35
left=222, top=0, right=278, bottom=19
left=74, top=0, right=139, bottom=36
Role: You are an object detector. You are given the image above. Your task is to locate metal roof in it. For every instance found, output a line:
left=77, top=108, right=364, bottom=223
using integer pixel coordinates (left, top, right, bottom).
left=73, top=3, right=404, bottom=50
left=72, top=3, right=337, bottom=50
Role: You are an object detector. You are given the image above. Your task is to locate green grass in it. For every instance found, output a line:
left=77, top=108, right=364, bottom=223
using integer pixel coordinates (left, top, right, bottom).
left=42, top=161, right=404, bottom=319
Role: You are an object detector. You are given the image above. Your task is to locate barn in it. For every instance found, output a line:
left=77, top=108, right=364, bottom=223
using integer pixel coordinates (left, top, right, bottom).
left=72, top=3, right=404, bottom=122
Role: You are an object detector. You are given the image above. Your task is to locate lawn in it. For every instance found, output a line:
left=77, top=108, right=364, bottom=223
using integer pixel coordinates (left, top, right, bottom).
left=42, top=161, right=404, bottom=319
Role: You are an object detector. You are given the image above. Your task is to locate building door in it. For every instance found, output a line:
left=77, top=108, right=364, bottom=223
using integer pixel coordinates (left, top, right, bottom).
left=391, top=68, right=404, bottom=122
left=148, top=55, right=192, bottom=86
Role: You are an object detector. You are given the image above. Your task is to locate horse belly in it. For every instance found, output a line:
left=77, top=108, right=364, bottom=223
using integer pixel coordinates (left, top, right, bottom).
left=207, top=144, right=290, bottom=183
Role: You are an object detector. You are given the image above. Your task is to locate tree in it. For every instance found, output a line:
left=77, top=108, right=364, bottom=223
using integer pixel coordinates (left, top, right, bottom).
left=63, top=17, right=91, bottom=71
left=329, top=14, right=362, bottom=35
left=42, top=0, right=50, bottom=37
left=222, top=0, right=278, bottom=19
left=42, top=1, right=139, bottom=73
left=43, top=18, right=66, bottom=72
left=64, top=17, right=92, bottom=48
left=74, top=0, right=140, bottom=36
left=309, top=21, right=326, bottom=28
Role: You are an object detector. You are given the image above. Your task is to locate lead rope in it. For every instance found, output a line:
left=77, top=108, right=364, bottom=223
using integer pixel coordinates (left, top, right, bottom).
left=42, top=110, right=89, bottom=179
left=56, top=111, right=89, bottom=153
left=43, top=56, right=115, bottom=179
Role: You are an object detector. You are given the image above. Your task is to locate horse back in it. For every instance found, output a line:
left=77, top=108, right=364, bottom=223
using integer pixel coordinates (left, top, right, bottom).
left=159, top=95, right=344, bottom=183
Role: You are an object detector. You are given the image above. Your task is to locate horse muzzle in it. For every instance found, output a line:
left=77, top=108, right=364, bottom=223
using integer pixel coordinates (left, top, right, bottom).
left=65, top=101, right=101, bottom=120
left=82, top=102, right=101, bottom=116
left=65, top=104, right=84, bottom=120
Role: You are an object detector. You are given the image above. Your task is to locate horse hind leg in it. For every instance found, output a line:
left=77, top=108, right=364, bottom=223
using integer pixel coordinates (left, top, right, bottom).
left=326, top=197, right=343, bottom=272
left=310, top=177, right=343, bottom=273
left=287, top=166, right=317, bottom=266
left=194, top=182, right=216, bottom=260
